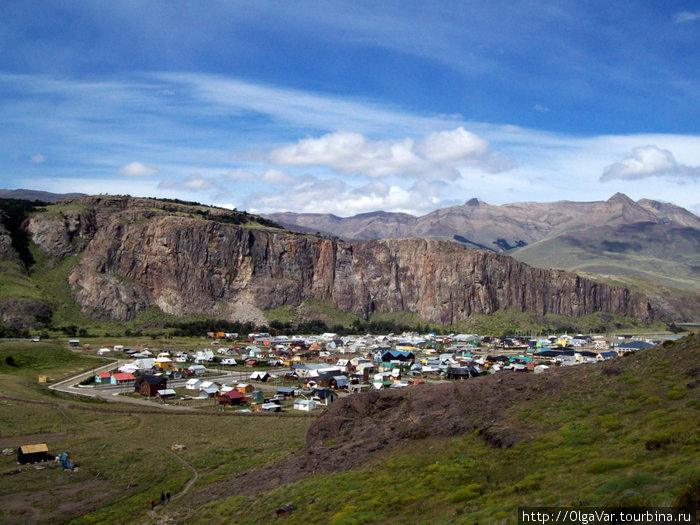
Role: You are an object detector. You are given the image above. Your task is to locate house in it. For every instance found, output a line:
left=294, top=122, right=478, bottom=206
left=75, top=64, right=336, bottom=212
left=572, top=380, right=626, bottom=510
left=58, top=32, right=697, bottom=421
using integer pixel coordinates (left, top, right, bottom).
left=185, top=378, right=203, bottom=390
left=312, top=388, right=337, bottom=406
left=381, top=350, right=415, bottom=363
left=17, top=443, right=51, bottom=464
left=329, top=375, right=349, bottom=390
left=217, top=390, right=248, bottom=406
left=134, top=375, right=167, bottom=396
left=198, top=381, right=220, bottom=396
left=95, top=372, right=111, bottom=384
left=111, top=372, right=135, bottom=385
left=250, top=390, right=265, bottom=403
left=68, top=339, right=80, bottom=347
left=199, top=381, right=220, bottom=397
left=221, top=358, right=237, bottom=366
left=614, top=340, right=657, bottom=353
left=293, top=399, right=317, bottom=412
left=154, top=357, right=173, bottom=370
left=97, top=347, right=111, bottom=356
left=188, top=364, right=207, bottom=376
left=250, top=371, right=271, bottom=382
left=194, top=349, right=215, bottom=363
left=276, top=387, right=296, bottom=398
left=236, top=383, right=254, bottom=394
left=261, top=402, right=282, bottom=412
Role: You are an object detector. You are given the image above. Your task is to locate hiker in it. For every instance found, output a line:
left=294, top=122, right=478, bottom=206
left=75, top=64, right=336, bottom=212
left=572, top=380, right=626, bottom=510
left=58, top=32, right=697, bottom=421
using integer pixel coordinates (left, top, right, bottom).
left=160, top=492, right=166, bottom=505
left=166, top=492, right=171, bottom=503
left=150, top=499, right=156, bottom=511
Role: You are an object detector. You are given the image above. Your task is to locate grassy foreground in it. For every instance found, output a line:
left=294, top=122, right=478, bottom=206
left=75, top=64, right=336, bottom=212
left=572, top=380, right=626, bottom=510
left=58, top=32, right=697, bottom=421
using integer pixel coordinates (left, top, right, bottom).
left=0, top=336, right=697, bottom=524
left=171, top=334, right=700, bottom=524
left=0, top=340, right=310, bottom=524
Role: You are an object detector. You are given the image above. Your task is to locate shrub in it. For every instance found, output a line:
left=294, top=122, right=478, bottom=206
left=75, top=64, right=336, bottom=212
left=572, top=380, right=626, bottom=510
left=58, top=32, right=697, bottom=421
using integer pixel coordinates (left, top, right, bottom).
left=587, top=459, right=634, bottom=474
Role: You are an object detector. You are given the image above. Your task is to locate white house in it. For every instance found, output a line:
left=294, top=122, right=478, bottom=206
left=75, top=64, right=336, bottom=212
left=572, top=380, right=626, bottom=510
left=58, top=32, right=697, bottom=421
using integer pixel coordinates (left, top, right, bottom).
left=194, top=349, right=215, bottom=363
left=293, top=399, right=317, bottom=412
left=185, top=378, right=203, bottom=390
left=188, top=364, right=207, bottom=376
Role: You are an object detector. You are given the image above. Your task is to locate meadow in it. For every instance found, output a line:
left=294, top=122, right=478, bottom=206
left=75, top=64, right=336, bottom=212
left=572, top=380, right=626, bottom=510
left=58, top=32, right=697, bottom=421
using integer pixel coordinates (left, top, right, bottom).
left=0, top=336, right=697, bottom=524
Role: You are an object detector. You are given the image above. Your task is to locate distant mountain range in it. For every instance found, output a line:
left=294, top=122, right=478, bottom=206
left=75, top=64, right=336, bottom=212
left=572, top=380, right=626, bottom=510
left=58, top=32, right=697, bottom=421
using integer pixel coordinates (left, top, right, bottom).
left=0, top=189, right=87, bottom=203
left=267, top=193, right=700, bottom=300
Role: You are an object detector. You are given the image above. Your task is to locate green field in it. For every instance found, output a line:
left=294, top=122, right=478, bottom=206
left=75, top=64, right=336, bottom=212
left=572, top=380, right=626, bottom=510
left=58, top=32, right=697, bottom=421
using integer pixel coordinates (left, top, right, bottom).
left=0, top=335, right=698, bottom=524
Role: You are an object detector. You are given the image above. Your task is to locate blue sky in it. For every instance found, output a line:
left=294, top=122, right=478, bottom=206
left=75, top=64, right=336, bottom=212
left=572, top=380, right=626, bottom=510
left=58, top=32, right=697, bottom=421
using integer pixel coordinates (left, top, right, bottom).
left=1, top=1, right=699, bottom=215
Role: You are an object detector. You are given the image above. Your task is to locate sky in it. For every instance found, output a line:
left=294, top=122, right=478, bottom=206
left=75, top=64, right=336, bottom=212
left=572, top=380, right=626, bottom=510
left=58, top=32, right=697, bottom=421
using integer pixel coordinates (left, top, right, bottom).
left=1, top=1, right=699, bottom=216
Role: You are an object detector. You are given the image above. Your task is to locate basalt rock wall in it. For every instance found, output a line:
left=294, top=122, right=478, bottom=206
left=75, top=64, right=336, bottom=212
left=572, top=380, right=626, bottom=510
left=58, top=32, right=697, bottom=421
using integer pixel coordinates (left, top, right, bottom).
left=46, top=197, right=653, bottom=323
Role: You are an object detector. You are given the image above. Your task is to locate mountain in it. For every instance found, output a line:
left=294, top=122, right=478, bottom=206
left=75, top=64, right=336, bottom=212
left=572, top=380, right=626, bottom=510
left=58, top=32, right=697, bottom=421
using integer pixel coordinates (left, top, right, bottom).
left=266, top=193, right=700, bottom=296
left=0, top=188, right=87, bottom=203
left=0, top=195, right=655, bottom=328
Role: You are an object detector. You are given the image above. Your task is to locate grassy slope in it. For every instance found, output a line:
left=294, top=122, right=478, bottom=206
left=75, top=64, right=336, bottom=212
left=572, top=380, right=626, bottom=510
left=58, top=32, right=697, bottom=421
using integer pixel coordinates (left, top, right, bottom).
left=510, top=226, right=699, bottom=292
left=0, top=340, right=311, bottom=524
left=177, top=334, right=700, bottom=524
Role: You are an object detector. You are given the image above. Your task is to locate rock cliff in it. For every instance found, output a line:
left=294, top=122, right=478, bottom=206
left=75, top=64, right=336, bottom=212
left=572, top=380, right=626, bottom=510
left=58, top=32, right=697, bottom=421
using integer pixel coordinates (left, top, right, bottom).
left=32, top=196, right=654, bottom=323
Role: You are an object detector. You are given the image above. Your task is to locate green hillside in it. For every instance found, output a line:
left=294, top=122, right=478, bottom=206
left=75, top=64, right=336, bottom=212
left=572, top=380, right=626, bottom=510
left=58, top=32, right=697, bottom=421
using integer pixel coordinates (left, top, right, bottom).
left=171, top=334, right=700, bottom=524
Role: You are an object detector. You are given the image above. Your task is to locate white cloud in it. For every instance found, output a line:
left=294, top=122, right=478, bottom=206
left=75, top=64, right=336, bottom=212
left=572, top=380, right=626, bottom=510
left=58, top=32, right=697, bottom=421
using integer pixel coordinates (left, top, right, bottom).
left=269, top=131, right=423, bottom=178
left=119, top=161, right=159, bottom=177
left=268, top=127, right=511, bottom=180
left=600, top=145, right=700, bottom=182
left=533, top=104, right=550, bottom=113
left=159, top=174, right=214, bottom=191
left=674, top=10, right=700, bottom=23
left=30, top=154, right=46, bottom=163
left=416, top=127, right=488, bottom=162
left=246, top=176, right=451, bottom=216
left=261, top=169, right=295, bottom=185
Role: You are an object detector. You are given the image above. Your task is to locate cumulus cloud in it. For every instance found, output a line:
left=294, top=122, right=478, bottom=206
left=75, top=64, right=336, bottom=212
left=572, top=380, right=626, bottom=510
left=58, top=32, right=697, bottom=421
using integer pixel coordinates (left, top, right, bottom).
left=268, top=127, right=512, bottom=180
left=30, top=154, right=46, bottom=163
left=245, top=176, right=450, bottom=216
left=600, top=145, right=700, bottom=182
left=119, top=161, right=159, bottom=177
left=158, top=174, right=214, bottom=191
left=675, top=10, right=700, bottom=23
left=415, top=127, right=488, bottom=162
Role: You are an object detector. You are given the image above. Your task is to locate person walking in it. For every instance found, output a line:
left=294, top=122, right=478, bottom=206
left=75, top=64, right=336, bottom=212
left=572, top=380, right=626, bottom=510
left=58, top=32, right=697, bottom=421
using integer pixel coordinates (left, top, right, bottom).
left=150, top=499, right=156, bottom=511
left=160, top=492, right=166, bottom=505
left=166, top=492, right=171, bottom=503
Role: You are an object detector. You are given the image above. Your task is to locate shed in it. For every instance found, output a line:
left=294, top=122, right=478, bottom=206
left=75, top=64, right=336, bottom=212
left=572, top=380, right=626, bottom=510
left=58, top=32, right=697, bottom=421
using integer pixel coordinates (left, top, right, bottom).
left=17, top=443, right=51, bottom=464
left=157, top=389, right=177, bottom=399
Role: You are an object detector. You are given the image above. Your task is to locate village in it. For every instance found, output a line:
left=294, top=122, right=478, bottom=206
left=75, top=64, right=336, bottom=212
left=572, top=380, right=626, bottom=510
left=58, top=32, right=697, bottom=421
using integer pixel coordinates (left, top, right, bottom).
left=58, top=330, right=663, bottom=414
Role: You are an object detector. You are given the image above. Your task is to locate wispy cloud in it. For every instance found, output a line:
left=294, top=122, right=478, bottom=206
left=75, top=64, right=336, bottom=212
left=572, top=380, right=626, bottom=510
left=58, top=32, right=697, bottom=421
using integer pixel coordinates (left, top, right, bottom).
left=30, top=154, right=45, bottom=163
left=158, top=174, right=216, bottom=191
left=674, top=10, right=700, bottom=23
left=600, top=145, right=700, bottom=182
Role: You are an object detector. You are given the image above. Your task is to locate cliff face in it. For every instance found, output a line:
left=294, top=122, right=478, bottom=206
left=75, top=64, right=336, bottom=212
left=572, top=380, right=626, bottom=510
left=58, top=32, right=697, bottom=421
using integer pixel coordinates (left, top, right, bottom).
left=43, top=197, right=653, bottom=323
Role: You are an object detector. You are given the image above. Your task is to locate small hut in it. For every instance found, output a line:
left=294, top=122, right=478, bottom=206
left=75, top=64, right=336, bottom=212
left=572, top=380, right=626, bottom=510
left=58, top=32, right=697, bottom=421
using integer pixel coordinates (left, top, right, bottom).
left=17, top=443, right=51, bottom=464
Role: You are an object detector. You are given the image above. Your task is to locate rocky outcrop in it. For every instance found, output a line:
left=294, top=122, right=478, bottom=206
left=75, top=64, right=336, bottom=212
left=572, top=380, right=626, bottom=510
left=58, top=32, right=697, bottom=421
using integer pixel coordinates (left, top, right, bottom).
left=55, top=197, right=653, bottom=323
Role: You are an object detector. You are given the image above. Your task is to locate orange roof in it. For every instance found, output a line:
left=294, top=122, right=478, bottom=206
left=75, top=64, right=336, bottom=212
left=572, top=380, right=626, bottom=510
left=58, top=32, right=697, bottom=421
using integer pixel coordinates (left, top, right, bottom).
left=112, top=373, right=135, bottom=381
